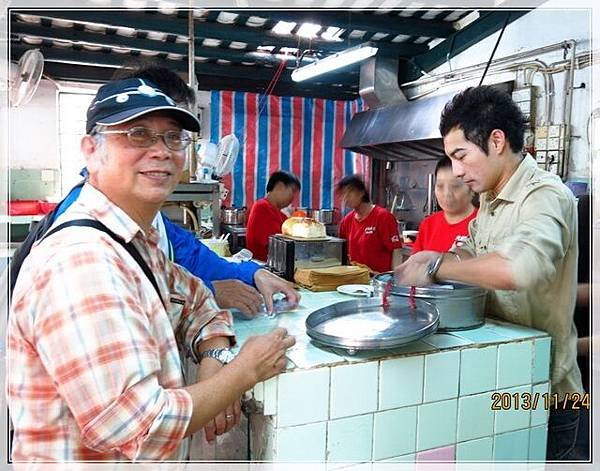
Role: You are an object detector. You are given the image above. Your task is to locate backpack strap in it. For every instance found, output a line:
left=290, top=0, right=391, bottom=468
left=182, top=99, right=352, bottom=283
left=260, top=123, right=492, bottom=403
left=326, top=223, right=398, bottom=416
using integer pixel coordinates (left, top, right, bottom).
left=42, top=219, right=166, bottom=309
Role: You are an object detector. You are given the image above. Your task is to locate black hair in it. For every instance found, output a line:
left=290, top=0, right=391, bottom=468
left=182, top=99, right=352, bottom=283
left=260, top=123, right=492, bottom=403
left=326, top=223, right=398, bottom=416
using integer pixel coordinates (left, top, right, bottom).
left=439, top=86, right=526, bottom=155
left=336, top=174, right=370, bottom=203
left=434, top=155, right=452, bottom=177
left=266, top=170, right=301, bottom=193
left=112, top=62, right=196, bottom=109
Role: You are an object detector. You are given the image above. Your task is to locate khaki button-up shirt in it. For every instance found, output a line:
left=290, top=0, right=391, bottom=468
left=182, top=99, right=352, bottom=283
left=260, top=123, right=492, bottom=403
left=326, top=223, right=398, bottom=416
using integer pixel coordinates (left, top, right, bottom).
left=462, top=155, right=583, bottom=399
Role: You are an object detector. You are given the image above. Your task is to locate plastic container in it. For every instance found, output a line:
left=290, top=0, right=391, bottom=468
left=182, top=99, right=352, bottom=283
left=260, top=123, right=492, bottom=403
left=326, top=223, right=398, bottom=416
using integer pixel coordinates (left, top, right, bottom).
left=199, top=238, right=230, bottom=257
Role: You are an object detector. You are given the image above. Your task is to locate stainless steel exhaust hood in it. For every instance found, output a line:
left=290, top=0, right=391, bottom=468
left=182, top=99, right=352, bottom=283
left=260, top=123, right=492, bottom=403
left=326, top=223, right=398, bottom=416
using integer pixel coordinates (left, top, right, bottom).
left=340, top=89, right=457, bottom=161
left=341, top=55, right=515, bottom=161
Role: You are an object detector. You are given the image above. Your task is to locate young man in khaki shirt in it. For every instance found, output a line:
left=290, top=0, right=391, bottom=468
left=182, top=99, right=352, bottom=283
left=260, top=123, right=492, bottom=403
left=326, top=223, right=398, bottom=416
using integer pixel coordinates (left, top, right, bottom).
left=394, top=86, right=587, bottom=461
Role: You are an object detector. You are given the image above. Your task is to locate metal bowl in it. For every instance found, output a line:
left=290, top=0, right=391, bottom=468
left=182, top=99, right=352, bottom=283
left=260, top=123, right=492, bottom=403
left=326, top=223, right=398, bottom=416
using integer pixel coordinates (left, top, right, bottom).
left=221, top=207, right=246, bottom=225
left=311, top=209, right=336, bottom=225
left=373, top=272, right=487, bottom=331
left=305, top=296, right=439, bottom=353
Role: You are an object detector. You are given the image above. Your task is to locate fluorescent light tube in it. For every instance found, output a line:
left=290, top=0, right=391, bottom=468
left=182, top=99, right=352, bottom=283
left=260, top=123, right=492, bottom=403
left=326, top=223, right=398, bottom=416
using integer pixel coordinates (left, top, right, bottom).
left=291, top=43, right=378, bottom=82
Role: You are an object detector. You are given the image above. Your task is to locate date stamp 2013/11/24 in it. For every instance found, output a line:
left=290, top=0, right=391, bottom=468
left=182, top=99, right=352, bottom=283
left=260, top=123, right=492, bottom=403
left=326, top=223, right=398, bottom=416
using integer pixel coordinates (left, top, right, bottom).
left=491, top=392, right=590, bottom=410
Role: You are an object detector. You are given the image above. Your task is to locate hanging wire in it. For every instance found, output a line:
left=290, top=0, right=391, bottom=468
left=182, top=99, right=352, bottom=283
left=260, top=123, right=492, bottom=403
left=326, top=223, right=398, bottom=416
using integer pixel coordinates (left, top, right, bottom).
left=478, top=13, right=511, bottom=86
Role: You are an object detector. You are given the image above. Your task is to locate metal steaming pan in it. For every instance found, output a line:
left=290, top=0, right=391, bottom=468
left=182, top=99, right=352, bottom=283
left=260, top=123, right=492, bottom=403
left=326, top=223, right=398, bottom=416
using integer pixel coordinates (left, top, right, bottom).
left=305, top=297, right=439, bottom=352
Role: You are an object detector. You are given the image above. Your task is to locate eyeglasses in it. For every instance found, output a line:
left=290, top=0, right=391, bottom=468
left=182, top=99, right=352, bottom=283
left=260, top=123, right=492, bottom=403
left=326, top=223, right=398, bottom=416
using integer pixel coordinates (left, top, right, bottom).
left=96, top=126, right=193, bottom=151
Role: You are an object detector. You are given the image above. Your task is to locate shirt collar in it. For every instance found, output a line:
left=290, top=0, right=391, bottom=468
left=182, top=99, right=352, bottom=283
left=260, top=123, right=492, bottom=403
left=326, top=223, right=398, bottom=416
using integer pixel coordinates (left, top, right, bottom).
left=74, top=183, right=160, bottom=245
left=486, top=154, right=537, bottom=204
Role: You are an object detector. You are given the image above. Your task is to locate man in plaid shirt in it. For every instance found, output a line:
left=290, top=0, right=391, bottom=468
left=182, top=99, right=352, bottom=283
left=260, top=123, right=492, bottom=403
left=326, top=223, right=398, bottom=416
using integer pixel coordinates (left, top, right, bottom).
left=7, top=72, right=295, bottom=461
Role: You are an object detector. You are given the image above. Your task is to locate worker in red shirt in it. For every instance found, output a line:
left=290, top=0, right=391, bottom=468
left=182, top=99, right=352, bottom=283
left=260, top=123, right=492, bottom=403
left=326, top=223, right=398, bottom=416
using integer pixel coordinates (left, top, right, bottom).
left=412, top=156, right=478, bottom=253
left=337, top=174, right=402, bottom=273
left=246, top=170, right=301, bottom=261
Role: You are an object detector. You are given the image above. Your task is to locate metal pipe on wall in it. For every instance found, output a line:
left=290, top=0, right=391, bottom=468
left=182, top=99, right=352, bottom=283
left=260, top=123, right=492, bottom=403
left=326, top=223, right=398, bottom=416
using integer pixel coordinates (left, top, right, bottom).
left=187, top=9, right=197, bottom=177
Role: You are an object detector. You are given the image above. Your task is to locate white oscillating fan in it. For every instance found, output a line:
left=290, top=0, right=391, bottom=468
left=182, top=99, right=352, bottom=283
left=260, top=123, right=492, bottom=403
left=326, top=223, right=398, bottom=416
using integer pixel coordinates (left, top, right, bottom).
left=10, top=49, right=44, bottom=108
left=215, top=134, right=240, bottom=177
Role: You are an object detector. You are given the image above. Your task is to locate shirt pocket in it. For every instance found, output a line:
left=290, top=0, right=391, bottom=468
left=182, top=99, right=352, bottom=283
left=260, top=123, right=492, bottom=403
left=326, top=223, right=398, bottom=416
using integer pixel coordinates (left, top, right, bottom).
left=167, top=292, right=187, bottom=327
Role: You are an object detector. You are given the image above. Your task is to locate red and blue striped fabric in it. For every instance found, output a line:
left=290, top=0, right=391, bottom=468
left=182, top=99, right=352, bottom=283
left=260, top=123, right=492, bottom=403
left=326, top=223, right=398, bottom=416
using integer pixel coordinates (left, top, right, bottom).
left=210, top=91, right=370, bottom=210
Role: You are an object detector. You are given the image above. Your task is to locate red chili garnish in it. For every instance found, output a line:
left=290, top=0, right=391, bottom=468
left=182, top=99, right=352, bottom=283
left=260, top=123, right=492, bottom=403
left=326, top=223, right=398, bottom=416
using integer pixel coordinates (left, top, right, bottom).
left=382, top=280, right=393, bottom=311
left=409, top=285, right=417, bottom=309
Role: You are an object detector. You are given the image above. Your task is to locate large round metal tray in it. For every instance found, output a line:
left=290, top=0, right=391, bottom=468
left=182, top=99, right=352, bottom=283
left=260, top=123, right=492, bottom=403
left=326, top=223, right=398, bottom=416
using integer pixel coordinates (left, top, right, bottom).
left=372, top=272, right=487, bottom=331
left=305, top=297, right=439, bottom=352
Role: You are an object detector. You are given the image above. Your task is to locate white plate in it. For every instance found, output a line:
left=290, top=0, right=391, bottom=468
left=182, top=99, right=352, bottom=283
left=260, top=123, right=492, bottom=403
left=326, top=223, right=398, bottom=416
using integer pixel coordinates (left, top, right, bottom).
left=336, top=284, right=374, bottom=297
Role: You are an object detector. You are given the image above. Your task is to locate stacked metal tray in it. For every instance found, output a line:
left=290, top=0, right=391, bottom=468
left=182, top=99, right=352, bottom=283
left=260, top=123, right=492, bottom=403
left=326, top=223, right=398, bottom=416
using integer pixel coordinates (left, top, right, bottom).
left=305, top=296, right=439, bottom=353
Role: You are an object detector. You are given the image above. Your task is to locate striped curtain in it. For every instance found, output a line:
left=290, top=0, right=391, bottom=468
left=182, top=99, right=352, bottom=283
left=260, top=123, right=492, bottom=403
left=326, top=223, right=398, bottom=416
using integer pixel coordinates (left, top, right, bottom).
left=210, top=91, right=370, bottom=210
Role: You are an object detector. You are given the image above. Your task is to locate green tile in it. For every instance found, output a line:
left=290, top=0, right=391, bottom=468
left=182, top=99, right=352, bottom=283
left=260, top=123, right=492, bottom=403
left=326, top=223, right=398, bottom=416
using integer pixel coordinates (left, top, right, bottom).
left=531, top=383, right=550, bottom=427
left=460, top=346, right=497, bottom=395
left=373, top=407, right=417, bottom=460
left=327, top=414, right=373, bottom=462
left=497, top=341, right=533, bottom=388
left=276, top=422, right=327, bottom=461
left=495, top=385, right=531, bottom=434
left=494, top=428, right=530, bottom=461
left=417, top=399, right=457, bottom=451
left=331, top=362, right=378, bottom=419
left=287, top=342, right=346, bottom=370
left=423, top=333, right=472, bottom=349
left=487, top=321, right=548, bottom=339
left=529, top=426, right=548, bottom=461
left=424, top=350, right=459, bottom=402
left=379, top=356, right=424, bottom=409
left=277, top=368, right=330, bottom=426
left=453, top=326, right=510, bottom=344
left=532, top=337, right=551, bottom=383
left=457, top=392, right=495, bottom=442
left=456, top=437, right=493, bottom=461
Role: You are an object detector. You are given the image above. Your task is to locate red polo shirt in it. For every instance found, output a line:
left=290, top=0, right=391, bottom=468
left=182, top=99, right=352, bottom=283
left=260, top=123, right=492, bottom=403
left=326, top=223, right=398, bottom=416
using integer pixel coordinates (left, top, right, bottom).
left=411, top=208, right=478, bottom=254
left=246, top=198, right=288, bottom=261
left=339, top=205, right=402, bottom=273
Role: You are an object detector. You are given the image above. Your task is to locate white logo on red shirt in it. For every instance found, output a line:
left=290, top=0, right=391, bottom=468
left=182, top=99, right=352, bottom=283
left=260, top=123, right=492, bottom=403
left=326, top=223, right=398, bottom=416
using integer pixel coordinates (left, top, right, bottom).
left=365, top=226, right=376, bottom=235
left=391, top=235, right=400, bottom=242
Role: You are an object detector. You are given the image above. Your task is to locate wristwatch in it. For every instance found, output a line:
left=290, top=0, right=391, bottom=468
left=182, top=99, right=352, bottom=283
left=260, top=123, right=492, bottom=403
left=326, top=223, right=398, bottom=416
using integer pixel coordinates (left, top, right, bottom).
left=425, top=254, right=444, bottom=282
left=199, top=348, right=236, bottom=365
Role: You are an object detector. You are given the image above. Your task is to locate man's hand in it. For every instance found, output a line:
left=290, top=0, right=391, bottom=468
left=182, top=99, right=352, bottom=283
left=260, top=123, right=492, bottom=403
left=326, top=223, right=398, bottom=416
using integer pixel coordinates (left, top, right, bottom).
left=393, top=250, right=441, bottom=287
left=234, top=327, right=296, bottom=384
left=253, top=269, right=301, bottom=314
left=213, top=279, right=262, bottom=315
left=197, top=357, right=242, bottom=443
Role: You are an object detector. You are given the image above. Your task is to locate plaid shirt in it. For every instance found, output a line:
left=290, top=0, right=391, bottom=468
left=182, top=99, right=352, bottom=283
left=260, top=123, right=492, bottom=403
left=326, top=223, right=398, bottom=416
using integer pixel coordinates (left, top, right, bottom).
left=7, top=184, right=235, bottom=462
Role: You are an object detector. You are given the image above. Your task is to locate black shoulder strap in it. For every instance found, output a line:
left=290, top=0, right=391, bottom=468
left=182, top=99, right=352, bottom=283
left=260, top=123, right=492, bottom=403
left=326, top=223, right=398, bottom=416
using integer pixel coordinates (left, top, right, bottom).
left=41, top=219, right=166, bottom=308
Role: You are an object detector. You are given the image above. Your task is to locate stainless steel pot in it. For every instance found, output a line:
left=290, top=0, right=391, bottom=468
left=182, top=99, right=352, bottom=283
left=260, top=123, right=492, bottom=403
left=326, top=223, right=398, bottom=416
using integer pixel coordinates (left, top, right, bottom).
left=221, top=207, right=247, bottom=225
left=311, top=208, right=336, bottom=225
left=373, top=273, right=487, bottom=331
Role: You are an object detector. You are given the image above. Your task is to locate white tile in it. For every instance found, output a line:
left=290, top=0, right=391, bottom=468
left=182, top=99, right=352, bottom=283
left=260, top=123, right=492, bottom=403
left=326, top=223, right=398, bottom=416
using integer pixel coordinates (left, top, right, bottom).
left=331, top=362, right=378, bottom=419
left=277, top=368, right=330, bottom=427
left=253, top=381, right=264, bottom=403
left=263, top=376, right=278, bottom=416
left=379, top=356, right=424, bottom=409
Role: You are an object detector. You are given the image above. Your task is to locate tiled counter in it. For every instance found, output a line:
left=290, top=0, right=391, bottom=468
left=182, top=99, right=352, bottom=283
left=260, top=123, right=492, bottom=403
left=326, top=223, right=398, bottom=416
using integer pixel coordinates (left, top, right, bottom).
left=232, top=290, right=551, bottom=463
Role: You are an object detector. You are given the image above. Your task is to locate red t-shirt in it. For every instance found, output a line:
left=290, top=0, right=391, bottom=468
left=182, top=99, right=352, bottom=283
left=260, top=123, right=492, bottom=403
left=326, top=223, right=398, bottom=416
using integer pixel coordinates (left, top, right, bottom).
left=411, top=208, right=478, bottom=254
left=338, top=205, right=402, bottom=273
left=246, top=198, right=288, bottom=261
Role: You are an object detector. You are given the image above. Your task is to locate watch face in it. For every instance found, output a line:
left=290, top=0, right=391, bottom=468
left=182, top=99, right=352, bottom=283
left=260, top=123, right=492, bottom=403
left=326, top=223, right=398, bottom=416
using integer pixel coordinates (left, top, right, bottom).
left=217, top=349, right=236, bottom=364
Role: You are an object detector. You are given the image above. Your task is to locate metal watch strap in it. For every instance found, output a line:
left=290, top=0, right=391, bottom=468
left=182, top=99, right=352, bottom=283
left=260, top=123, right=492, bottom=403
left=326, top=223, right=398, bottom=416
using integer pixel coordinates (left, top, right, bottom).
left=426, top=254, right=444, bottom=281
left=199, top=348, right=234, bottom=365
